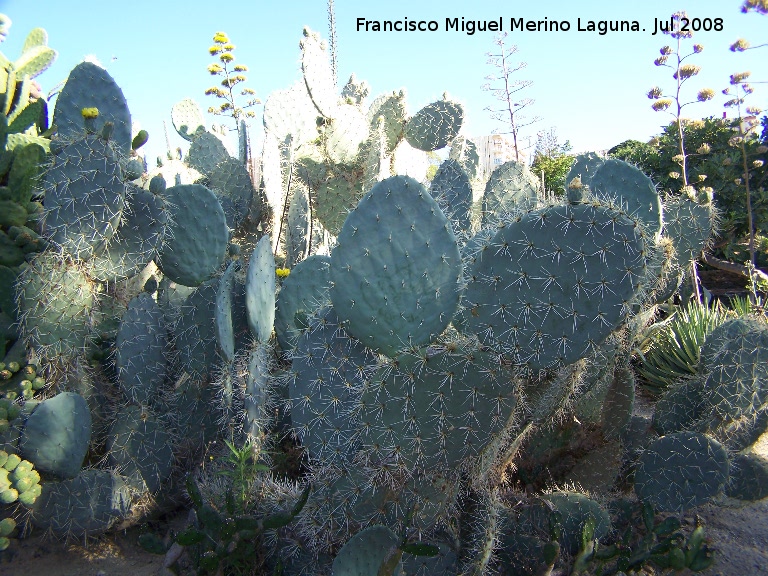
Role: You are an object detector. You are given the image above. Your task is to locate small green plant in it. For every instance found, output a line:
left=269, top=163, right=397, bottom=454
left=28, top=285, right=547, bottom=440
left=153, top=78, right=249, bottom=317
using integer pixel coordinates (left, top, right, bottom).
left=574, top=501, right=715, bottom=575
left=169, top=474, right=310, bottom=575
left=216, top=438, right=270, bottom=512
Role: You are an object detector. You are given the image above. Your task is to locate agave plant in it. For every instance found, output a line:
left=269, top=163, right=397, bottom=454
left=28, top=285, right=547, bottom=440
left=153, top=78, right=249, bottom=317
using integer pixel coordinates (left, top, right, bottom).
left=635, top=300, right=730, bottom=394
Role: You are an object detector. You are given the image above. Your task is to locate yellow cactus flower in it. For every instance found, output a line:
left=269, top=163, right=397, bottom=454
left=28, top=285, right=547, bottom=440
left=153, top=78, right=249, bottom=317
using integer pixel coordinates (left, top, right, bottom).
left=276, top=268, right=291, bottom=278
left=81, top=107, right=99, bottom=119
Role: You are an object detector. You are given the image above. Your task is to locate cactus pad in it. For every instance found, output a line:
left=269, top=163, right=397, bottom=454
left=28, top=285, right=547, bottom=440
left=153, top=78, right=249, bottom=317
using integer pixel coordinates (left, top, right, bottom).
left=329, top=175, right=462, bottom=357
left=463, top=201, right=650, bottom=369
left=634, top=431, right=729, bottom=512
left=156, top=183, right=228, bottom=287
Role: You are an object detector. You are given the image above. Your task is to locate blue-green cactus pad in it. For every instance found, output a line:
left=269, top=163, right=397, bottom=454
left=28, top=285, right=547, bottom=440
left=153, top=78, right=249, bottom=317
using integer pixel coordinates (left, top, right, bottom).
left=171, top=98, right=206, bottom=141
left=208, top=157, right=259, bottom=230
left=115, top=292, right=167, bottom=405
left=664, top=196, right=715, bottom=262
left=187, top=131, right=229, bottom=176
left=215, top=260, right=239, bottom=363
left=366, top=90, right=407, bottom=154
left=700, top=316, right=768, bottom=420
left=634, top=431, right=729, bottom=512
left=322, top=104, right=369, bottom=164
left=52, top=62, right=132, bottom=153
left=564, top=152, right=605, bottom=191
left=288, top=306, right=378, bottom=464
left=17, top=253, right=96, bottom=360
left=19, top=392, right=91, bottom=479
left=245, top=235, right=275, bottom=343
left=404, top=99, right=464, bottom=151
left=359, top=345, right=515, bottom=470
left=462, top=201, right=650, bottom=369
left=156, top=183, right=228, bottom=287
left=275, top=255, right=331, bottom=351
left=313, top=167, right=365, bottom=237
left=300, top=27, right=337, bottom=118
left=31, top=469, right=131, bottom=537
left=429, top=158, right=473, bottom=235
left=332, top=525, right=402, bottom=576
left=285, top=184, right=311, bottom=269
left=589, top=158, right=663, bottom=237
left=42, top=135, right=126, bottom=261
left=329, top=175, right=462, bottom=357
left=449, top=136, right=481, bottom=181
left=107, top=406, right=173, bottom=494
left=262, top=81, right=318, bottom=150
left=481, top=160, right=539, bottom=226
left=544, top=492, right=612, bottom=554
left=172, top=279, right=220, bottom=380
left=89, top=185, right=167, bottom=282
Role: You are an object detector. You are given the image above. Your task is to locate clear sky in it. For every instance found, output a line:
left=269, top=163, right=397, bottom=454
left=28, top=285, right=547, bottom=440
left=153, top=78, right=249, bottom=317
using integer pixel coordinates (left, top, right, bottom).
left=0, top=0, right=765, bottom=164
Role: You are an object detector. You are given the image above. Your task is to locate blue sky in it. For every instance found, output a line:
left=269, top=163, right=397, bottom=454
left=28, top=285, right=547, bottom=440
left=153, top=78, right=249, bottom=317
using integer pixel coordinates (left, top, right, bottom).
left=0, top=0, right=765, bottom=164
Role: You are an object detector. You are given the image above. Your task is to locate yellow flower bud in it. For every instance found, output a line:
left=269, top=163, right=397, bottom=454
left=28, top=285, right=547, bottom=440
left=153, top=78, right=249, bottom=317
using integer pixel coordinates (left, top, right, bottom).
left=80, top=107, right=99, bottom=119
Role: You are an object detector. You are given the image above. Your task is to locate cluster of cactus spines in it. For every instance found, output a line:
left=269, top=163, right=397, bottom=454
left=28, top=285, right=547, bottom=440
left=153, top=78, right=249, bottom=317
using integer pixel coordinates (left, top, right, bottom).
left=698, top=316, right=768, bottom=421
left=41, top=134, right=127, bottom=261
left=565, top=152, right=605, bottom=191
left=663, top=192, right=717, bottom=263
left=89, top=184, right=167, bottom=282
left=115, top=291, right=167, bottom=405
left=16, top=252, right=98, bottom=366
left=287, top=306, right=377, bottom=465
left=726, top=453, right=768, bottom=501
left=170, top=97, right=206, bottom=141
left=106, top=405, right=174, bottom=494
left=29, top=469, right=132, bottom=537
left=429, top=158, right=473, bottom=236
left=589, top=158, right=664, bottom=238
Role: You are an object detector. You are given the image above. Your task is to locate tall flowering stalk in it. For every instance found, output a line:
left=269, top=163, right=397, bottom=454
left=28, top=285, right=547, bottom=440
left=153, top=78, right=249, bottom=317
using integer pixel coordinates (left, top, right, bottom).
left=725, top=13, right=767, bottom=278
left=647, top=12, right=716, bottom=302
left=646, top=12, right=715, bottom=189
left=205, top=31, right=260, bottom=132
left=483, top=32, right=540, bottom=161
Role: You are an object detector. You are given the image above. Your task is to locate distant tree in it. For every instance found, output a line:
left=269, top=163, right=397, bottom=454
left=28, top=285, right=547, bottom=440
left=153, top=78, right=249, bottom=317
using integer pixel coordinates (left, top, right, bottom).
left=483, top=33, right=540, bottom=161
left=607, top=139, right=661, bottom=176
left=530, top=128, right=573, bottom=195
